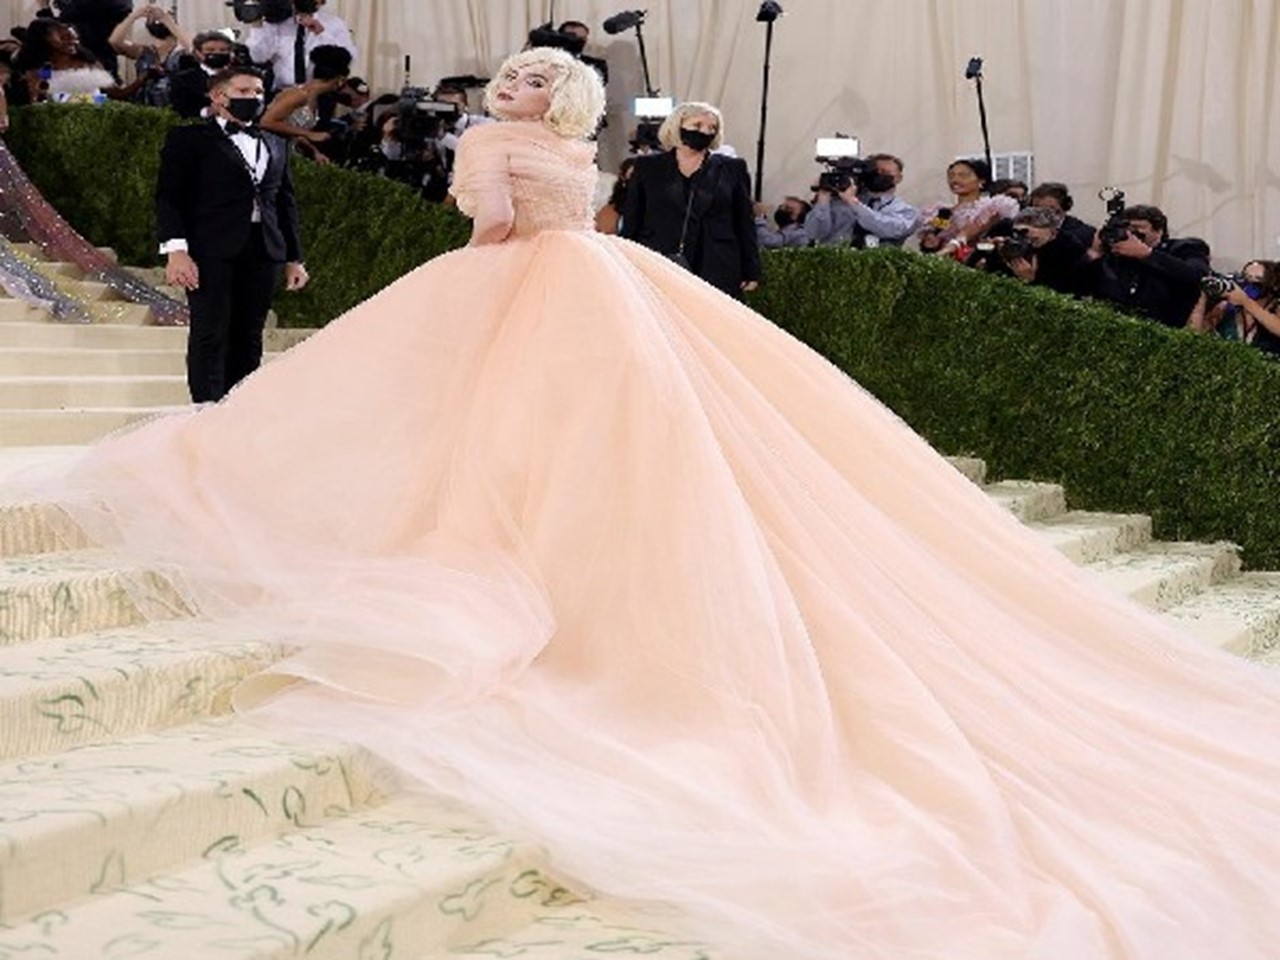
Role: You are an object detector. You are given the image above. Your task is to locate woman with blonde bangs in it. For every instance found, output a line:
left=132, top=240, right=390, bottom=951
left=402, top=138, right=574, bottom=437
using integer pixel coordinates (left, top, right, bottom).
left=19, top=42, right=1280, bottom=960
left=621, top=99, right=761, bottom=296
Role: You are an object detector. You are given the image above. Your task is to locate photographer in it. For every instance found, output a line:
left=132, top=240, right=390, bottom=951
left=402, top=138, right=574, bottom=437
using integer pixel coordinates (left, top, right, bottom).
left=354, top=108, right=451, bottom=202
left=974, top=206, right=1089, bottom=295
left=754, top=196, right=810, bottom=249
left=243, top=0, right=356, bottom=93
left=805, top=153, right=919, bottom=248
left=167, top=30, right=235, bottom=118
left=1187, top=260, right=1280, bottom=356
left=107, top=4, right=192, bottom=107
left=1027, top=182, right=1095, bottom=249
left=1082, top=203, right=1210, bottom=328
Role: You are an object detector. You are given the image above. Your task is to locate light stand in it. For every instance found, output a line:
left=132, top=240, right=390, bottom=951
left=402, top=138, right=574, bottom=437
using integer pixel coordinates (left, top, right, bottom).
left=603, top=9, right=657, bottom=97
left=753, top=1, right=783, bottom=202
left=965, top=56, right=994, bottom=176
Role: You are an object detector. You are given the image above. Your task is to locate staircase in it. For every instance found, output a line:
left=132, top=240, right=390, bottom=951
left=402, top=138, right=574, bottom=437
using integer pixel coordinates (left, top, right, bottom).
left=0, top=249, right=1278, bottom=957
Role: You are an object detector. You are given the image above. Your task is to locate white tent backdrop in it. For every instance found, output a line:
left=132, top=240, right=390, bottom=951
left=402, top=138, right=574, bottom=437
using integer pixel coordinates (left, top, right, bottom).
left=11, top=0, right=1280, bottom=263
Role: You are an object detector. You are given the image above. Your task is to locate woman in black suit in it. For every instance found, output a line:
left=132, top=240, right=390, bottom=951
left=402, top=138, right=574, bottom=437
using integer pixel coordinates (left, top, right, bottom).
left=621, top=102, right=761, bottom=298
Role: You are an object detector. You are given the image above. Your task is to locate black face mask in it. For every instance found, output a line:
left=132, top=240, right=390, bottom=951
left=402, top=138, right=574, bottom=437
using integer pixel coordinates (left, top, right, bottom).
left=861, top=172, right=896, bottom=194
left=774, top=207, right=796, bottom=228
left=679, top=127, right=715, bottom=152
left=145, top=21, right=173, bottom=40
left=225, top=96, right=264, bottom=124
left=203, top=52, right=232, bottom=69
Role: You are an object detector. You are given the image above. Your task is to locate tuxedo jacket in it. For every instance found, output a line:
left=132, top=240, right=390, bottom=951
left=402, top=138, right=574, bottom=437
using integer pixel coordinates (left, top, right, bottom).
left=156, top=120, right=303, bottom=264
left=621, top=150, right=761, bottom=296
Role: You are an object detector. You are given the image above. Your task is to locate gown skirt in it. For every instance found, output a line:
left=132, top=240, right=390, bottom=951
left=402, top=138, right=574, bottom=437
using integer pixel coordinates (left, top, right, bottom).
left=23, top=223, right=1280, bottom=960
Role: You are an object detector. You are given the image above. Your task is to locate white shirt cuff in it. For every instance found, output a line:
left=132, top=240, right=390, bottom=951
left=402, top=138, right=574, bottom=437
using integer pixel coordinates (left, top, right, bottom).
left=160, top=239, right=189, bottom=254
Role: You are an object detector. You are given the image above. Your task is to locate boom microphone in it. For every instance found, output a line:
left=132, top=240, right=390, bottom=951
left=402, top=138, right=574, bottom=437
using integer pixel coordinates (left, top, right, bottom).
left=603, top=9, right=646, bottom=34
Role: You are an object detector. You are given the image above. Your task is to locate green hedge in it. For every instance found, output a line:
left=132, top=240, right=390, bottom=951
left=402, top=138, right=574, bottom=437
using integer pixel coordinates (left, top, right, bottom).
left=6, top=103, right=469, bottom=326
left=9, top=104, right=1280, bottom=565
left=752, top=247, right=1280, bottom=566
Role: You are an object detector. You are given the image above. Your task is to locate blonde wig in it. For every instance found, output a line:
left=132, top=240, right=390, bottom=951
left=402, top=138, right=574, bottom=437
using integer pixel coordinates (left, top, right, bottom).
left=657, top=102, right=724, bottom=151
left=484, top=47, right=605, bottom=140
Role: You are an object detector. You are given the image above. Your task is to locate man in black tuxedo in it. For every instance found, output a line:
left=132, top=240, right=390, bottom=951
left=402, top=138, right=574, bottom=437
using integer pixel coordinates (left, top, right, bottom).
left=157, top=66, right=308, bottom=403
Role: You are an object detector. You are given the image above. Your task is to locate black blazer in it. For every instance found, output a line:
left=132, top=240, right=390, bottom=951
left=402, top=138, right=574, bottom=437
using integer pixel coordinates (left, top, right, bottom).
left=156, top=120, right=303, bottom=263
left=621, top=150, right=761, bottom=296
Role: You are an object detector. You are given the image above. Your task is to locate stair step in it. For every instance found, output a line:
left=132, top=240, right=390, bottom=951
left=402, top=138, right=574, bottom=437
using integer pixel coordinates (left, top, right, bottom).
left=983, top=480, right=1067, bottom=523
left=0, top=406, right=185, bottom=446
left=1027, top=511, right=1153, bottom=564
left=0, top=716, right=381, bottom=922
left=86, top=300, right=160, bottom=326
left=1085, top=541, right=1242, bottom=611
left=1163, top=572, right=1280, bottom=656
left=0, top=348, right=186, bottom=377
left=0, top=619, right=280, bottom=759
left=0, top=793, right=699, bottom=960
left=0, top=320, right=187, bottom=349
left=11, top=243, right=117, bottom=263
left=0, top=548, right=187, bottom=644
left=0, top=375, right=190, bottom=409
left=0, top=499, right=93, bottom=558
left=0, top=298, right=49, bottom=323
left=30, top=259, right=86, bottom=280
left=946, top=455, right=987, bottom=485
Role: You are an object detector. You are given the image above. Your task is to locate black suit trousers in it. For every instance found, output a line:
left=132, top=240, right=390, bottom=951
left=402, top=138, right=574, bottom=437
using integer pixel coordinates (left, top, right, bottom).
left=186, top=225, right=282, bottom=403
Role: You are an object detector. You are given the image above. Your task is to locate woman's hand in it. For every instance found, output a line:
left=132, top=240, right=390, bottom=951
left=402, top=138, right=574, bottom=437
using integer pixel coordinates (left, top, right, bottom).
left=741, top=280, right=760, bottom=293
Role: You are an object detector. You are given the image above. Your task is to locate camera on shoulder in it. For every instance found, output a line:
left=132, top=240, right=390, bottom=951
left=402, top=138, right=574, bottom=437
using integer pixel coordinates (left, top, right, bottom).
left=225, top=0, right=295, bottom=24
left=815, top=136, right=869, bottom=194
left=1096, top=185, right=1130, bottom=250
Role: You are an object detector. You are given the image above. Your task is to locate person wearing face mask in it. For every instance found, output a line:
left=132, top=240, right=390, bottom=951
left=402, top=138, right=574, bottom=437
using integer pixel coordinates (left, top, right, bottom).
left=167, top=30, right=235, bottom=118
left=805, top=153, right=919, bottom=248
left=156, top=66, right=308, bottom=402
left=1081, top=203, right=1210, bottom=328
left=754, top=195, right=810, bottom=248
left=621, top=101, right=761, bottom=297
left=107, top=3, right=192, bottom=106
left=1187, top=259, right=1280, bottom=356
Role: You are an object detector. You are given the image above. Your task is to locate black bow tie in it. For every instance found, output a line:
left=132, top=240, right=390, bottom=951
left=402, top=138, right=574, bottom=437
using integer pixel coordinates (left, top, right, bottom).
left=225, top=121, right=261, bottom=139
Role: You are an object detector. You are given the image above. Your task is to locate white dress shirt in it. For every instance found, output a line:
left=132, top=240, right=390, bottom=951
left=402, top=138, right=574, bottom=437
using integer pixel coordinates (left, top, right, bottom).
left=159, top=118, right=268, bottom=255
left=245, top=11, right=358, bottom=91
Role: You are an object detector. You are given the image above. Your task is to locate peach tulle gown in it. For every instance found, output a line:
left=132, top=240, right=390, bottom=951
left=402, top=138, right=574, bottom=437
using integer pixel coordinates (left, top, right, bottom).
left=30, top=120, right=1280, bottom=959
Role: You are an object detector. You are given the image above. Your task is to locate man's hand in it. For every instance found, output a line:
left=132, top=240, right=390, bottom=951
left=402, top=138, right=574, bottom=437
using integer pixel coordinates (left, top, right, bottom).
left=297, top=12, right=325, bottom=33
left=813, top=188, right=833, bottom=206
left=166, top=250, right=199, bottom=291
left=753, top=202, right=770, bottom=219
left=284, top=262, right=309, bottom=291
left=837, top=183, right=860, bottom=206
left=1008, top=254, right=1036, bottom=282
left=740, top=280, right=759, bottom=293
left=1109, top=234, right=1152, bottom=260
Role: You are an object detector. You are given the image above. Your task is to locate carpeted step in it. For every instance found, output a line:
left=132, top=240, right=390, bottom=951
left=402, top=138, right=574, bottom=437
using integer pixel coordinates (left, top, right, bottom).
left=0, top=716, right=384, bottom=922
left=1084, top=541, right=1241, bottom=612
left=0, top=374, right=190, bottom=409
left=1162, top=572, right=1280, bottom=657
left=0, top=298, right=48, bottom=323
left=0, top=619, right=280, bottom=759
left=0, top=347, right=186, bottom=377
left=982, top=479, right=1067, bottom=523
left=0, top=320, right=188, bottom=349
left=0, top=406, right=186, bottom=446
left=0, top=548, right=186, bottom=643
left=1026, top=511, right=1153, bottom=564
left=0, top=792, right=708, bottom=960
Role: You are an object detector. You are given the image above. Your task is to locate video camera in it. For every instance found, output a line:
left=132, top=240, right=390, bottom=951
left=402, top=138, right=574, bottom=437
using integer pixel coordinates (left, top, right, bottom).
left=225, top=0, right=296, bottom=24
left=815, top=136, right=871, bottom=194
left=396, top=87, right=462, bottom=150
left=1097, top=186, right=1129, bottom=249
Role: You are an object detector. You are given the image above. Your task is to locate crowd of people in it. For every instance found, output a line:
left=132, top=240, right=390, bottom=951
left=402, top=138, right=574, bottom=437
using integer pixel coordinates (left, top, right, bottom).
left=0, top=1, right=1275, bottom=356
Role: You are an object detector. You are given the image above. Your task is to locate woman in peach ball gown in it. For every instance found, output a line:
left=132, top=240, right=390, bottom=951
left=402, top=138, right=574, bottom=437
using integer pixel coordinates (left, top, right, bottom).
left=42, top=47, right=1280, bottom=960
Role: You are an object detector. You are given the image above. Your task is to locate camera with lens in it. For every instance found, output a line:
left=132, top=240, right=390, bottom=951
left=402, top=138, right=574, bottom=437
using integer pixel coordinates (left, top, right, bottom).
left=999, top=228, right=1036, bottom=262
left=1200, top=272, right=1239, bottom=300
left=396, top=87, right=462, bottom=150
left=225, top=0, right=295, bottom=23
left=1097, top=185, right=1130, bottom=250
left=814, top=136, right=871, bottom=194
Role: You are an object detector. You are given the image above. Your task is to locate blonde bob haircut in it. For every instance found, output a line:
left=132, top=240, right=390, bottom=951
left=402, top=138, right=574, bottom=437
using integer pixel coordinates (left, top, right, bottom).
left=484, top=47, right=606, bottom=140
left=657, top=102, right=724, bottom=151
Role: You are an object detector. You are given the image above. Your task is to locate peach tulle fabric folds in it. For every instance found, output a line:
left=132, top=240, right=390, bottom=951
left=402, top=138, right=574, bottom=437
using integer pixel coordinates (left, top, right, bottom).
left=25, top=122, right=1280, bottom=959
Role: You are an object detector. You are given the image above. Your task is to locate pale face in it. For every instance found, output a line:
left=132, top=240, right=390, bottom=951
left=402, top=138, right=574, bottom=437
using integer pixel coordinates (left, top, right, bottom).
left=1016, top=224, right=1056, bottom=248
left=875, top=158, right=903, bottom=186
left=1127, top=218, right=1163, bottom=248
left=210, top=73, right=265, bottom=117
left=680, top=112, right=718, bottom=138
left=1030, top=195, right=1065, bottom=216
left=197, top=39, right=234, bottom=63
left=1240, top=261, right=1265, bottom=284
left=493, top=64, right=555, bottom=121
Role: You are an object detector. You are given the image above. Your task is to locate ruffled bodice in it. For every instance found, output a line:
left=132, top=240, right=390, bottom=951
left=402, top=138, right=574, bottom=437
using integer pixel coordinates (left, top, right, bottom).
left=451, top=121, right=597, bottom=236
